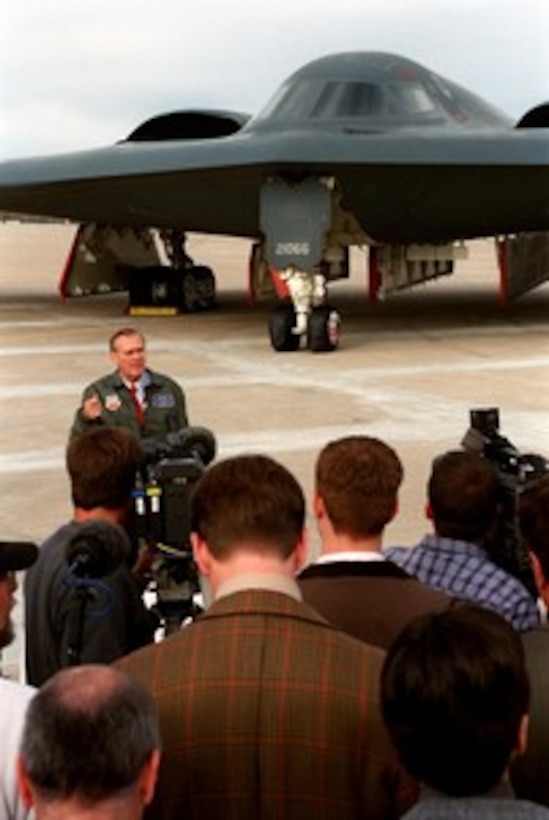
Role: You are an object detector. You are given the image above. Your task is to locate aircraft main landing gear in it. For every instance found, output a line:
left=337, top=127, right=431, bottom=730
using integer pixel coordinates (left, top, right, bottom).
left=160, top=229, right=217, bottom=312
left=182, top=265, right=216, bottom=311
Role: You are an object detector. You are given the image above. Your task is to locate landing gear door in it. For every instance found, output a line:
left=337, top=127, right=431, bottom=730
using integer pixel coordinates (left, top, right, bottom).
left=497, top=232, right=549, bottom=305
left=260, top=177, right=332, bottom=271
left=59, top=223, right=161, bottom=298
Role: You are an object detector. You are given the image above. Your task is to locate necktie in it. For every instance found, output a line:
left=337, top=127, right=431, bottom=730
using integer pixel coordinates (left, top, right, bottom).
left=129, top=383, right=144, bottom=426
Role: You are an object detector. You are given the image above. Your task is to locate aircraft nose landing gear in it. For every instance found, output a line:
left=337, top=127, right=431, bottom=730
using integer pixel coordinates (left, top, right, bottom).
left=268, top=303, right=301, bottom=352
left=307, top=305, right=341, bottom=352
left=267, top=266, right=340, bottom=353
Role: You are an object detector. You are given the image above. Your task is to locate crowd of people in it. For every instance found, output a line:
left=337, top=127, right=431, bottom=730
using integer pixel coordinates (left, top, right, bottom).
left=1, top=326, right=549, bottom=819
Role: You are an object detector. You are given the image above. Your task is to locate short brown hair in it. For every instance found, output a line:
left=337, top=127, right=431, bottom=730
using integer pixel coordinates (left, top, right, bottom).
left=315, top=436, right=403, bottom=537
left=190, top=454, right=305, bottom=561
left=109, top=327, right=144, bottom=352
left=67, top=427, right=141, bottom=510
left=428, top=450, right=499, bottom=542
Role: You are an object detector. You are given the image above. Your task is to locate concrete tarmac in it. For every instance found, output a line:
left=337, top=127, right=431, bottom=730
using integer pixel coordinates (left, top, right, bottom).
left=1, top=221, right=549, bottom=674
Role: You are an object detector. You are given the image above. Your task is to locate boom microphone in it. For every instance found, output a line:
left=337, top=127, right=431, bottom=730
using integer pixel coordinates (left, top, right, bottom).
left=66, top=521, right=131, bottom=579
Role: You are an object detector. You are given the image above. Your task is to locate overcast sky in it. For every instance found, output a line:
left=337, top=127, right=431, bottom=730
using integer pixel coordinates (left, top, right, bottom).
left=1, top=0, right=548, bottom=158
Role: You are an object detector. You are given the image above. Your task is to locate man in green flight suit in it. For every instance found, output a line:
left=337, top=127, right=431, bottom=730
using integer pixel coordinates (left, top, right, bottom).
left=71, top=327, right=188, bottom=444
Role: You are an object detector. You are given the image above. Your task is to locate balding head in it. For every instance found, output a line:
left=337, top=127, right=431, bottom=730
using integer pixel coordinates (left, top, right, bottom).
left=18, top=665, right=160, bottom=815
left=46, top=664, right=139, bottom=716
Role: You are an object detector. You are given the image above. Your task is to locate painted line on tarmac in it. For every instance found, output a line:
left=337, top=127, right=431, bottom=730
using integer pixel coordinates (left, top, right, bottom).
left=0, top=351, right=548, bottom=402
left=2, top=407, right=549, bottom=474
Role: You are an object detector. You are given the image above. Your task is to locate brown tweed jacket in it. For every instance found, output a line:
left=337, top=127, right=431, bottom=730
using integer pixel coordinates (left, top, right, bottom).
left=116, top=588, right=417, bottom=820
left=298, top=559, right=454, bottom=649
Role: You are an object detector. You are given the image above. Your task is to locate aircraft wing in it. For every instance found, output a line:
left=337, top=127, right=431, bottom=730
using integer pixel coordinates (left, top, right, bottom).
left=1, top=50, right=549, bottom=245
left=0, top=127, right=548, bottom=244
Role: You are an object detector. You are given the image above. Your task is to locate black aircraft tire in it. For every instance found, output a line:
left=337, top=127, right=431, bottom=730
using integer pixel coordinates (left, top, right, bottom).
left=128, top=265, right=180, bottom=308
left=307, top=306, right=341, bottom=353
left=268, top=303, right=300, bottom=352
left=182, top=266, right=217, bottom=312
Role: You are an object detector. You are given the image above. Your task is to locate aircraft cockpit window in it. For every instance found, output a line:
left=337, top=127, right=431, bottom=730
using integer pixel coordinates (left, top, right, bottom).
left=252, top=71, right=508, bottom=130
left=254, top=80, right=385, bottom=124
left=310, top=82, right=384, bottom=118
left=387, top=83, right=436, bottom=116
left=255, top=80, right=318, bottom=122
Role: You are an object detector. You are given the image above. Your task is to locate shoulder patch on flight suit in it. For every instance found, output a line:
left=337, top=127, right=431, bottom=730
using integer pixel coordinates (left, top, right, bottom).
left=104, top=393, right=122, bottom=412
left=151, top=392, right=176, bottom=409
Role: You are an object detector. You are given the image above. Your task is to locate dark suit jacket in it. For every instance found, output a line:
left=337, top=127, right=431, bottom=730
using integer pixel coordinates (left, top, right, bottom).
left=298, top=559, right=454, bottom=649
left=511, top=626, right=549, bottom=807
left=116, top=588, right=417, bottom=820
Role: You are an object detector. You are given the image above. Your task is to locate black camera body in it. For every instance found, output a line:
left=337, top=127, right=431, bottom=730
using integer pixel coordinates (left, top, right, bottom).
left=462, top=408, right=548, bottom=596
left=133, top=426, right=217, bottom=632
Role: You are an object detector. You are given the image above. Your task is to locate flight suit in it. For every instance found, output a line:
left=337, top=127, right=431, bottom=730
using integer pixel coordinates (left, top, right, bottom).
left=70, top=368, right=188, bottom=443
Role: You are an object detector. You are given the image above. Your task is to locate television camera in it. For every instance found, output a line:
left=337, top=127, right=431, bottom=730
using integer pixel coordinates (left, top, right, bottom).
left=461, top=408, right=548, bottom=597
left=133, top=425, right=217, bottom=634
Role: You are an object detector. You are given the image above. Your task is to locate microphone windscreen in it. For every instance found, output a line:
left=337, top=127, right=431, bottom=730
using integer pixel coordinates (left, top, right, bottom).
left=0, top=541, right=38, bottom=573
left=66, top=521, right=131, bottom=578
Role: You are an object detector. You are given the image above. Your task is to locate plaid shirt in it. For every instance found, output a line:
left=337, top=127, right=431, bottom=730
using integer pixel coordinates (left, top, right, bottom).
left=401, top=793, right=549, bottom=819
left=385, top=535, right=540, bottom=632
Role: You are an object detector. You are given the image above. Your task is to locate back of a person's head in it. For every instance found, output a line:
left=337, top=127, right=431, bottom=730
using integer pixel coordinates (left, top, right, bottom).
left=428, top=450, right=499, bottom=542
left=519, top=474, right=549, bottom=578
left=316, top=436, right=403, bottom=537
left=191, top=453, right=305, bottom=561
left=20, top=665, right=160, bottom=805
left=67, top=427, right=141, bottom=511
left=381, top=604, right=529, bottom=797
